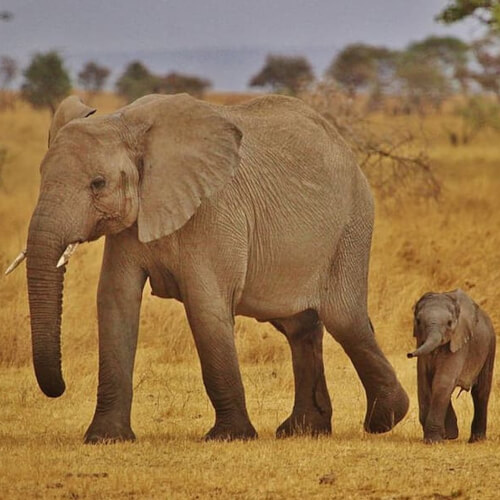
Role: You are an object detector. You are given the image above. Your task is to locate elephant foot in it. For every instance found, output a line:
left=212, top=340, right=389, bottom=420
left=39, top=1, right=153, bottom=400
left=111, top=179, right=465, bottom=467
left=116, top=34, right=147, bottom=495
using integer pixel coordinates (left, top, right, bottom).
left=204, top=420, right=257, bottom=442
left=469, top=433, right=486, bottom=443
left=423, top=434, right=444, bottom=444
left=444, top=428, right=459, bottom=440
left=423, top=424, right=445, bottom=444
left=276, top=410, right=331, bottom=438
left=364, top=383, right=409, bottom=434
left=84, top=420, right=136, bottom=444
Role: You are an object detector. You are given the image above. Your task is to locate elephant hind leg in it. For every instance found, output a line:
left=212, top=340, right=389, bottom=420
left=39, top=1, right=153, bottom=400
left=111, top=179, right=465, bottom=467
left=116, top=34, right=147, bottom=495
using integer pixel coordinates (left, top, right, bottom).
left=319, top=223, right=409, bottom=434
left=444, top=402, right=458, bottom=439
left=271, top=309, right=332, bottom=437
left=469, top=347, right=495, bottom=443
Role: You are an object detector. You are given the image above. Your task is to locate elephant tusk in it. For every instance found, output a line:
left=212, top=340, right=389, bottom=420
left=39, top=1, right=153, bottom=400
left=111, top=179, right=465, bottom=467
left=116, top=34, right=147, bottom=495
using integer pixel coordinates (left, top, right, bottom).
left=56, top=242, right=80, bottom=268
left=4, top=248, right=27, bottom=275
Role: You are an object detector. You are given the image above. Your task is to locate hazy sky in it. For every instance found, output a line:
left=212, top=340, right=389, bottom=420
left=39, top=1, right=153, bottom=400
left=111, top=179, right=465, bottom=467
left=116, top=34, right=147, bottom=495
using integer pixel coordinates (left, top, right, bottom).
left=1, top=0, right=483, bottom=54
left=0, top=0, right=485, bottom=90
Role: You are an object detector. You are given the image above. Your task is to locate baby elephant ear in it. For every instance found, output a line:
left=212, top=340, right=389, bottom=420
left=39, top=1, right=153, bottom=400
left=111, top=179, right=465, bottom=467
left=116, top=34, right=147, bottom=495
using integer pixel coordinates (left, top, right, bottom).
left=450, top=289, right=476, bottom=353
left=129, top=94, right=242, bottom=243
left=49, top=96, right=97, bottom=147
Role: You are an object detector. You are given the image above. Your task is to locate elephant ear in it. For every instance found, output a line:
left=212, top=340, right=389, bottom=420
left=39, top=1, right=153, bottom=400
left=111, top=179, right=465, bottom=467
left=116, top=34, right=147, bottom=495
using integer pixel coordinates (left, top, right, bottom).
left=450, top=289, right=477, bottom=353
left=49, top=96, right=96, bottom=147
left=125, top=94, right=242, bottom=243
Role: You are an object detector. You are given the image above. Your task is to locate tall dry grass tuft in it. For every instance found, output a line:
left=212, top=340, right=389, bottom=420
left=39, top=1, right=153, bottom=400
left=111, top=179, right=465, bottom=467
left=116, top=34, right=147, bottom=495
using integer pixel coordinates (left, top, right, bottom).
left=0, top=92, right=499, bottom=499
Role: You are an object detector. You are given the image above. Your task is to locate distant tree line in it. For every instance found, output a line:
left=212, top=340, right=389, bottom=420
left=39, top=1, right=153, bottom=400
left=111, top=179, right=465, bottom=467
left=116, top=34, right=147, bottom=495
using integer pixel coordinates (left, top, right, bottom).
left=0, top=0, right=498, bottom=197
left=115, top=61, right=211, bottom=102
left=0, top=52, right=213, bottom=113
left=249, top=33, right=500, bottom=111
left=0, top=0, right=497, bottom=123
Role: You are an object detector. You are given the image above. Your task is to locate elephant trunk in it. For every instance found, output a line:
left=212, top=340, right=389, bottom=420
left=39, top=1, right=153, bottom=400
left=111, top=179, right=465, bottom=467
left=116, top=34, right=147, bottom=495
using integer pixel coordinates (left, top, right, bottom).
left=407, top=329, right=442, bottom=359
left=26, top=210, right=68, bottom=398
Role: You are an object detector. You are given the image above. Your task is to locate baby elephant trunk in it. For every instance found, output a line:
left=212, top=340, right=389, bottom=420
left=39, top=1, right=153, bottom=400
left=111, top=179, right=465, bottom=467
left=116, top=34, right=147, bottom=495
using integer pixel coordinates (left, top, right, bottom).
left=407, top=330, right=442, bottom=358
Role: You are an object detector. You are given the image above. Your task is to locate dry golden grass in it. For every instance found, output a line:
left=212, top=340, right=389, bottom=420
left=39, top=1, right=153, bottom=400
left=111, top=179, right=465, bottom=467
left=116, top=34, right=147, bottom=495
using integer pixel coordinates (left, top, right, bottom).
left=0, top=93, right=499, bottom=499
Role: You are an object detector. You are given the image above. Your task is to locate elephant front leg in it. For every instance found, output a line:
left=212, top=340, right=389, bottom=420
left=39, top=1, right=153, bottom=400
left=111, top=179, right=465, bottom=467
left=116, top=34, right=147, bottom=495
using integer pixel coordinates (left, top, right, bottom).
left=423, top=377, right=456, bottom=444
left=84, top=239, right=146, bottom=444
left=271, top=312, right=332, bottom=437
left=184, top=293, right=257, bottom=441
left=417, top=358, right=432, bottom=432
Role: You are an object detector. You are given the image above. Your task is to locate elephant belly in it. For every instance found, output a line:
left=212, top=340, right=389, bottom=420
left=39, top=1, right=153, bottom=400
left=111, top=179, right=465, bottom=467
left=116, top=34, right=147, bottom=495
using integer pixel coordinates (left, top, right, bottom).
left=236, top=283, right=319, bottom=321
left=235, top=218, right=341, bottom=320
left=235, top=253, right=328, bottom=320
left=457, top=363, right=483, bottom=392
left=148, top=267, right=181, bottom=301
left=457, top=341, right=489, bottom=391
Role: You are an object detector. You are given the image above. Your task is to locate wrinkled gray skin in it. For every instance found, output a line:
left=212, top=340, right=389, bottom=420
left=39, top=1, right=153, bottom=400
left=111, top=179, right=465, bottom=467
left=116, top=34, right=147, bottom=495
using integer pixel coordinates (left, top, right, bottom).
left=408, top=289, right=496, bottom=444
left=24, top=93, right=409, bottom=443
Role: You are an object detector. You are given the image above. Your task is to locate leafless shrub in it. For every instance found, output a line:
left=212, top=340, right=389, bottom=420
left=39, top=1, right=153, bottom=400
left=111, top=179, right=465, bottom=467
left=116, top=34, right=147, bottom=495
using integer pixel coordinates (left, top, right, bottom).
left=301, top=83, right=440, bottom=199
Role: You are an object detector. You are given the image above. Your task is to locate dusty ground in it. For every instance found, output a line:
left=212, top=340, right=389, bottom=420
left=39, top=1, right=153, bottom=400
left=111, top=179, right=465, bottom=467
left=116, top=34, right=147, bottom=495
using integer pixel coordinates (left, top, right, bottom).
left=0, top=93, right=499, bottom=499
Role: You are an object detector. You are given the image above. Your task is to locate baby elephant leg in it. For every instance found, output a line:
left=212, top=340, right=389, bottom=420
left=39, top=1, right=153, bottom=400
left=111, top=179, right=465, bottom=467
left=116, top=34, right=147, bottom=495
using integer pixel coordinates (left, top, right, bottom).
left=469, top=350, right=494, bottom=443
left=424, top=374, right=456, bottom=443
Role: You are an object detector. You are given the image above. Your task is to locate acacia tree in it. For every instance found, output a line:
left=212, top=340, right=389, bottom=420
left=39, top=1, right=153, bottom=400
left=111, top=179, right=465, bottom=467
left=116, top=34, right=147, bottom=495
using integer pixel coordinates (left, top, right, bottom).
left=249, top=54, right=314, bottom=95
left=21, top=51, right=71, bottom=114
left=115, top=61, right=161, bottom=102
left=437, top=0, right=500, bottom=29
left=160, top=72, right=211, bottom=97
left=395, top=44, right=453, bottom=113
left=326, top=43, right=396, bottom=98
left=468, top=34, right=500, bottom=99
left=407, top=36, right=470, bottom=93
left=78, top=61, right=110, bottom=98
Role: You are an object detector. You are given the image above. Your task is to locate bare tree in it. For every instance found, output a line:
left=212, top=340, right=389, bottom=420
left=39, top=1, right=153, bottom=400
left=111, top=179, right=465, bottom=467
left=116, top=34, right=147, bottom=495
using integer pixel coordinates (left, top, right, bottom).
left=0, top=56, right=18, bottom=109
left=302, top=83, right=439, bottom=199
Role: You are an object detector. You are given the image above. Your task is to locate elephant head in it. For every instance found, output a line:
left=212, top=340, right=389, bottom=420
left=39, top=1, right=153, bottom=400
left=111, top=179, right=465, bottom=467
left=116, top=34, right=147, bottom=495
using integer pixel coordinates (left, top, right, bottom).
left=407, top=289, right=476, bottom=358
left=18, top=94, right=242, bottom=397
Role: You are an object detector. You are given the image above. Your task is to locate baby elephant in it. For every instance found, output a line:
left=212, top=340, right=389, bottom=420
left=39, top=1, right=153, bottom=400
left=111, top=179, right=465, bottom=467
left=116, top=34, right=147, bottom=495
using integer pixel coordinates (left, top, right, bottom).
left=408, top=289, right=496, bottom=443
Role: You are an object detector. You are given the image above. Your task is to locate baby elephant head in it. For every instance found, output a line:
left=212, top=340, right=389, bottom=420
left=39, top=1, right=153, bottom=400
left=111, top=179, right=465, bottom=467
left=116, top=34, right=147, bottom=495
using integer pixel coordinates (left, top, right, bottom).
left=407, top=290, right=475, bottom=358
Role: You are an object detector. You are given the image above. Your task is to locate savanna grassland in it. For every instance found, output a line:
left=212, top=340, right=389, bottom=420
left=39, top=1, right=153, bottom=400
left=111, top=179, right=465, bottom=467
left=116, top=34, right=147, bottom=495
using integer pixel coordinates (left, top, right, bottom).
left=0, top=92, right=499, bottom=499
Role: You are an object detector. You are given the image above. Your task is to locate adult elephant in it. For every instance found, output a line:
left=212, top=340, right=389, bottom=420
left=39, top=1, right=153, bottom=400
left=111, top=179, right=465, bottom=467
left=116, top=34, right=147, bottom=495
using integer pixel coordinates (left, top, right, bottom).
left=9, top=93, right=408, bottom=442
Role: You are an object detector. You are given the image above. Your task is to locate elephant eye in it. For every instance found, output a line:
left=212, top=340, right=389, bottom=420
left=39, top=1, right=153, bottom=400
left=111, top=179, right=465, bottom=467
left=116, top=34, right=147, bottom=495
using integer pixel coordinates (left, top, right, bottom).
left=447, top=320, right=452, bottom=327
left=90, top=176, right=106, bottom=192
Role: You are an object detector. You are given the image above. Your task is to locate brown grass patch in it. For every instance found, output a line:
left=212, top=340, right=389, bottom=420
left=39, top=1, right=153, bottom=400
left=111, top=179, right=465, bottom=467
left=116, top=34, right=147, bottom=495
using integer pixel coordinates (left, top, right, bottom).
left=0, top=92, right=499, bottom=499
